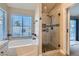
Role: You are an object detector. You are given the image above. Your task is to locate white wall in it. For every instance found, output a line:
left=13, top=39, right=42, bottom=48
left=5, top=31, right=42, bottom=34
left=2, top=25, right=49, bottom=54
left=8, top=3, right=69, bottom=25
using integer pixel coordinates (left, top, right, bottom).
left=34, top=4, right=42, bottom=55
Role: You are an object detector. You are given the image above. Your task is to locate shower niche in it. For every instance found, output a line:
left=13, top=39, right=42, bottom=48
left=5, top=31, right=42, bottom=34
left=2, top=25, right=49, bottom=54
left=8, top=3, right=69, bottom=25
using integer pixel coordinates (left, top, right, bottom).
left=42, top=13, right=60, bottom=54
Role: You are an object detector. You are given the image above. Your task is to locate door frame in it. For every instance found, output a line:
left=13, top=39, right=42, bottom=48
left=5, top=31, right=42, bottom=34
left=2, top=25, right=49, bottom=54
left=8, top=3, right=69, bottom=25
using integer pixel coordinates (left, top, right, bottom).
left=66, top=3, right=77, bottom=56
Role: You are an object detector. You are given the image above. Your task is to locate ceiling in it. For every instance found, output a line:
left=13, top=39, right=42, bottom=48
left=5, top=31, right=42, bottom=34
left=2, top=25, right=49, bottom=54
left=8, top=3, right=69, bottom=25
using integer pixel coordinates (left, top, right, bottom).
left=7, top=3, right=38, bottom=11
left=70, top=4, right=79, bottom=16
left=7, top=3, right=60, bottom=13
left=42, top=3, right=58, bottom=13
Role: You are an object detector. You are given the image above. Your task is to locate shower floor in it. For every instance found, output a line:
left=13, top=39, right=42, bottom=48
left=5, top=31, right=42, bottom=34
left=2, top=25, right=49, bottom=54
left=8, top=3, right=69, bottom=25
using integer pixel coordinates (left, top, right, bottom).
left=42, top=44, right=56, bottom=53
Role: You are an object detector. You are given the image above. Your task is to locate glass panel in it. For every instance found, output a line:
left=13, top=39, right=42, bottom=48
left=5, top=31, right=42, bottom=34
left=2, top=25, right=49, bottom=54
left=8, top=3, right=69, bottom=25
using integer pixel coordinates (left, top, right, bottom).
left=12, top=27, right=22, bottom=37
left=23, top=27, right=32, bottom=37
left=11, top=15, right=22, bottom=37
left=11, top=15, right=32, bottom=37
left=23, top=16, right=32, bottom=27
left=12, top=15, right=22, bottom=27
left=23, top=16, right=32, bottom=37
left=70, top=20, right=76, bottom=41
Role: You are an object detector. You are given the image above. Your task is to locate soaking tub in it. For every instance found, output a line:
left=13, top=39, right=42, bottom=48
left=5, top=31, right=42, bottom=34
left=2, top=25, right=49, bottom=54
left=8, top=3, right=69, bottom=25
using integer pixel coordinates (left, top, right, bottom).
left=8, top=39, right=33, bottom=48
left=8, top=39, right=38, bottom=56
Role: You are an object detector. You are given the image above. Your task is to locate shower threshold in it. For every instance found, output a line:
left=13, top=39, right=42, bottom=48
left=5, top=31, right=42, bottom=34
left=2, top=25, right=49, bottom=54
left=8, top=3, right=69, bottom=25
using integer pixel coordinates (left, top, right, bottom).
left=42, top=44, right=56, bottom=53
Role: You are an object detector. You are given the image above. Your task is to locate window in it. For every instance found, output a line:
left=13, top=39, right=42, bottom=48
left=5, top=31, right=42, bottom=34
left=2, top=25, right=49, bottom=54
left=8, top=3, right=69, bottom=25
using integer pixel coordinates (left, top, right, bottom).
left=11, top=15, right=32, bottom=38
left=70, top=20, right=76, bottom=41
left=0, top=9, right=6, bottom=40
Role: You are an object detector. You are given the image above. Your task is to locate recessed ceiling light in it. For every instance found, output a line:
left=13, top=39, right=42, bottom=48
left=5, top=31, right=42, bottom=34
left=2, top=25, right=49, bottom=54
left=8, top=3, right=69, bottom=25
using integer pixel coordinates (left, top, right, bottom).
left=44, top=6, right=47, bottom=10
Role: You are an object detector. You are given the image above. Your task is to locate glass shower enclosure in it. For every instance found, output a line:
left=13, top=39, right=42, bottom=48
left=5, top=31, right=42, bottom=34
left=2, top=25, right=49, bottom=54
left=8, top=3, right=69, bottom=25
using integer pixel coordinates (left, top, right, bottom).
left=42, top=13, right=60, bottom=53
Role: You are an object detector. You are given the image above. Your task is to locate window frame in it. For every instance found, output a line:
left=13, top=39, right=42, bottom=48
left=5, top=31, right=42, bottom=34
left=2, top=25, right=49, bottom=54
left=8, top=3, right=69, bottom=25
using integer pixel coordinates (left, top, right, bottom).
left=70, top=19, right=76, bottom=41
left=11, top=15, right=33, bottom=38
left=0, top=8, right=7, bottom=40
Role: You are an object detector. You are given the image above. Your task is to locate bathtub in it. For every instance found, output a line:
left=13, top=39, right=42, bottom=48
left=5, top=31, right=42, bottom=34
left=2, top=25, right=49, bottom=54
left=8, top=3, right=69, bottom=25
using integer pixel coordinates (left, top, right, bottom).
left=8, top=39, right=33, bottom=48
left=70, top=41, right=79, bottom=46
left=8, top=39, right=38, bottom=56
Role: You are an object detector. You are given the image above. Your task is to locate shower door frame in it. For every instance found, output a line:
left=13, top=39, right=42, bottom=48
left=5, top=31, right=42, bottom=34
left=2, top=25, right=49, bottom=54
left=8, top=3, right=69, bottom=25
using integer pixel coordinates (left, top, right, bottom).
left=66, top=3, right=76, bottom=56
